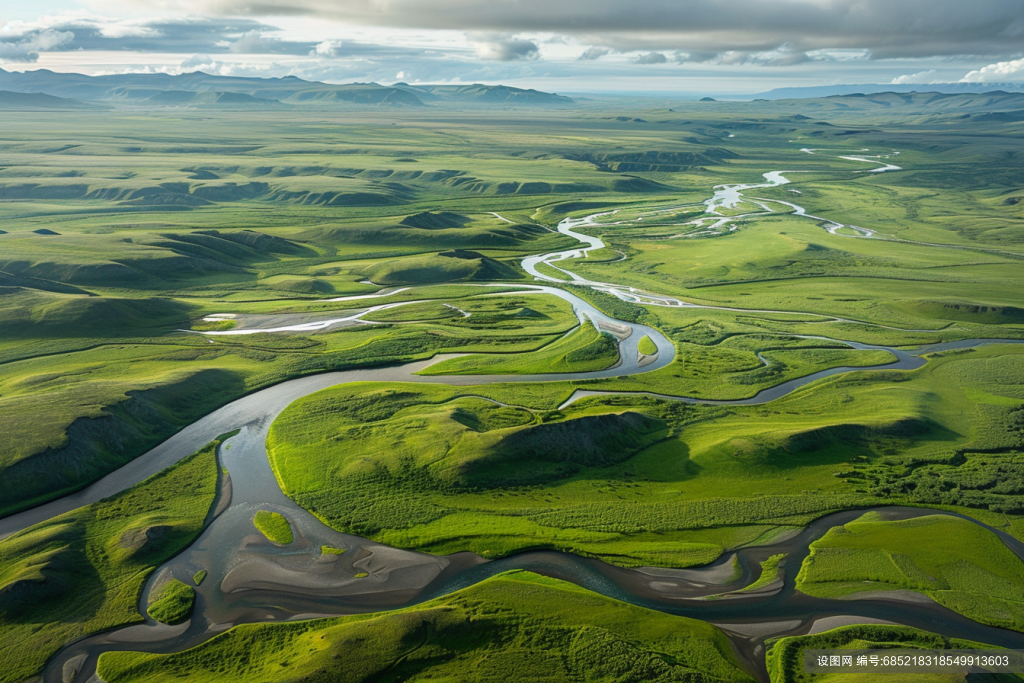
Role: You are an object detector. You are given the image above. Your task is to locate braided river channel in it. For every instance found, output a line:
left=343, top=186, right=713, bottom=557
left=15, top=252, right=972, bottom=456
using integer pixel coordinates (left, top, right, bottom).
left=9, top=152, right=1024, bottom=682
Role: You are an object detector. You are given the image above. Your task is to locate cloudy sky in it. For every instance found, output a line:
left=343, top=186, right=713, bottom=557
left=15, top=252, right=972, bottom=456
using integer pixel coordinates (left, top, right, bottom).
left=2, top=0, right=1023, bottom=94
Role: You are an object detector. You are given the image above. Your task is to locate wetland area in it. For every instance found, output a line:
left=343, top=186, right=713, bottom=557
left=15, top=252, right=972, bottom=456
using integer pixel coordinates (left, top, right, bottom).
left=1, top=86, right=1024, bottom=683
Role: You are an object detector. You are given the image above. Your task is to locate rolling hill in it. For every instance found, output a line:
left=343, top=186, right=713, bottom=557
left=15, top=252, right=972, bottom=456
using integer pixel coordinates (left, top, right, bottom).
left=0, top=91, right=94, bottom=110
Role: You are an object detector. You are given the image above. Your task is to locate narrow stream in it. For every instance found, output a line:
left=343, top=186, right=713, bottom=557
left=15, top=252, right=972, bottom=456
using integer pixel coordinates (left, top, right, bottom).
left=16, top=150, right=1024, bottom=683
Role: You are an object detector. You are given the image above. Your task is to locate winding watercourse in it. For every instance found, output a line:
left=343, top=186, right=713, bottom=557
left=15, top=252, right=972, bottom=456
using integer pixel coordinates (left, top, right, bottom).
left=9, top=151, right=1024, bottom=683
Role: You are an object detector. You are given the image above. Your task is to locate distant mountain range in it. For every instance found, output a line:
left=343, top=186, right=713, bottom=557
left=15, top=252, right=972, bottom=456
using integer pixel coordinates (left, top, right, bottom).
left=750, top=82, right=1024, bottom=100
left=742, top=90, right=1024, bottom=124
left=3, top=68, right=1021, bottom=111
left=0, top=69, right=575, bottom=109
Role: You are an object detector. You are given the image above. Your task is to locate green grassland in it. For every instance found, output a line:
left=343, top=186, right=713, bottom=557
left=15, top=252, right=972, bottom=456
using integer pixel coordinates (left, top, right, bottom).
left=638, top=334, right=658, bottom=356
left=583, top=313, right=901, bottom=400
left=146, top=578, right=195, bottom=624
left=736, top=554, right=786, bottom=594
left=360, top=249, right=523, bottom=284
left=797, top=512, right=1024, bottom=631
left=253, top=510, right=294, bottom=545
left=0, top=440, right=220, bottom=683
left=267, top=343, right=1024, bottom=566
left=363, top=290, right=576, bottom=329
left=96, top=570, right=753, bottom=683
left=421, top=319, right=619, bottom=374
left=2, top=102, right=1022, bottom=522
left=569, top=214, right=1024, bottom=339
left=0, top=289, right=583, bottom=516
left=766, top=624, right=1016, bottom=683
left=1, top=96, right=1023, bottom=677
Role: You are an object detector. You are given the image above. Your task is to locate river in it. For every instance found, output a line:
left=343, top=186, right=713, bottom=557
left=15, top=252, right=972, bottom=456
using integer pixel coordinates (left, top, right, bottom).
left=10, top=150, right=1024, bottom=683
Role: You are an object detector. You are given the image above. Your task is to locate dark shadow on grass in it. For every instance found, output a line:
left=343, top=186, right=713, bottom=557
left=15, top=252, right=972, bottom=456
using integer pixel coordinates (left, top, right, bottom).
left=727, top=418, right=962, bottom=471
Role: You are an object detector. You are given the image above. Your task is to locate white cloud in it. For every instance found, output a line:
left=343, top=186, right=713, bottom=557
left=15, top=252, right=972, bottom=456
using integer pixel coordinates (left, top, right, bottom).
left=173, top=53, right=280, bottom=76
left=180, top=53, right=215, bottom=69
left=312, top=39, right=342, bottom=56
left=3, top=6, right=1021, bottom=95
left=0, top=28, right=74, bottom=62
left=891, top=69, right=939, bottom=84
left=806, top=48, right=870, bottom=61
left=29, top=29, right=74, bottom=50
left=97, top=22, right=162, bottom=39
left=960, top=58, right=1024, bottom=83
left=469, top=33, right=539, bottom=61
left=229, top=30, right=274, bottom=53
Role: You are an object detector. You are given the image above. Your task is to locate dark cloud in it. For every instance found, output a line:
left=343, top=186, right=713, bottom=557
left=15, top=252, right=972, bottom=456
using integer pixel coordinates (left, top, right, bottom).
left=161, top=0, right=1024, bottom=58
left=701, top=45, right=810, bottom=66
left=0, top=29, right=74, bottom=62
left=3, top=18, right=279, bottom=54
left=0, top=17, right=428, bottom=60
left=577, top=46, right=610, bottom=61
left=634, top=51, right=667, bottom=64
left=756, top=48, right=810, bottom=67
left=674, top=50, right=715, bottom=63
left=470, top=33, right=539, bottom=61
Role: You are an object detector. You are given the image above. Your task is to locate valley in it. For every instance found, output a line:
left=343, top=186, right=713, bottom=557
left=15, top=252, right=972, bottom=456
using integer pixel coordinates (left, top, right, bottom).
left=1, top=88, right=1023, bottom=682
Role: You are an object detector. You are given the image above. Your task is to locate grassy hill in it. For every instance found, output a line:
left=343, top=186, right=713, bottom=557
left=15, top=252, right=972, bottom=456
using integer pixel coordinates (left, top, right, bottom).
left=0, top=440, right=220, bottom=683
left=0, top=101, right=1020, bottom=529
left=401, top=83, right=574, bottom=107
left=267, top=342, right=1024, bottom=566
left=362, top=250, right=523, bottom=284
left=97, top=571, right=752, bottom=683
left=0, top=91, right=94, bottom=110
left=422, top=319, right=619, bottom=374
left=0, top=287, right=587, bottom=516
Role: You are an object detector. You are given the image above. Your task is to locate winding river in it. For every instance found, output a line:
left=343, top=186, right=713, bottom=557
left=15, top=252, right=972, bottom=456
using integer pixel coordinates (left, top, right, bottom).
left=10, top=151, right=1024, bottom=683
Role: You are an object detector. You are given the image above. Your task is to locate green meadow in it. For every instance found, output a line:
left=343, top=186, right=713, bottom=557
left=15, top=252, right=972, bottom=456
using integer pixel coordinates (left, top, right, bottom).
left=420, top=318, right=620, bottom=374
left=96, top=570, right=753, bottom=683
left=637, top=334, right=658, bottom=356
left=766, top=624, right=1017, bottom=683
left=570, top=213, right=1024, bottom=338
left=583, top=316, right=901, bottom=400
left=267, top=343, right=1024, bottom=565
left=0, top=286, right=592, bottom=516
left=0, top=93, right=1023, bottom=672
left=735, top=554, right=786, bottom=594
left=252, top=510, right=294, bottom=545
left=146, top=578, right=195, bottom=625
left=2, top=103, right=1022, bottom=520
left=797, top=513, right=1024, bottom=631
left=0, top=440, right=220, bottom=683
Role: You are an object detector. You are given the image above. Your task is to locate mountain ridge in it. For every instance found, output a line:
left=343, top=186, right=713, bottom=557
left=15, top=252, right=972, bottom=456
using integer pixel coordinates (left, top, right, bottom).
left=749, top=82, right=1024, bottom=100
left=0, top=68, right=574, bottom=109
